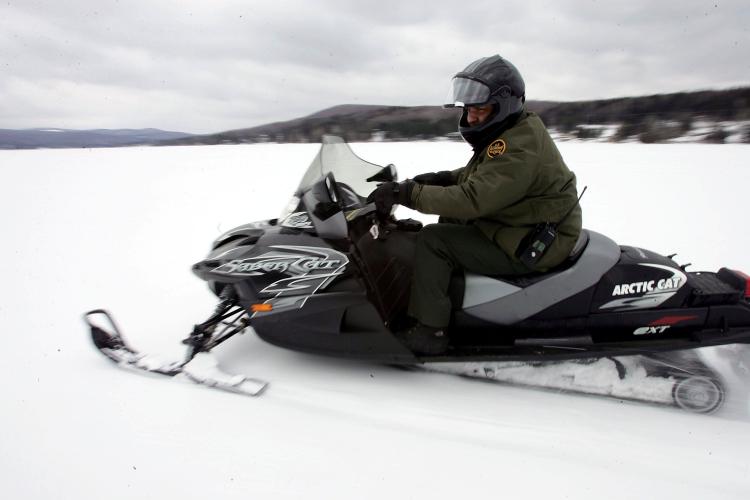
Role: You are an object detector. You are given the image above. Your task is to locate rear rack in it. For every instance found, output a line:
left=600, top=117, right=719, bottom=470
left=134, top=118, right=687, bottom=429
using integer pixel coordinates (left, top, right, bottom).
left=689, top=271, right=743, bottom=306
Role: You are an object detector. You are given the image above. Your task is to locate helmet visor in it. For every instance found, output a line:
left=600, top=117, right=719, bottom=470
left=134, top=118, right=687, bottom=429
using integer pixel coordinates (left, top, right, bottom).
left=444, top=77, right=491, bottom=107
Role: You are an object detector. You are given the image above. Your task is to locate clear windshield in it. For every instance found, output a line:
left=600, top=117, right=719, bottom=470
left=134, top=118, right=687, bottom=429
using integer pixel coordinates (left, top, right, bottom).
left=279, top=136, right=395, bottom=222
left=296, top=135, right=389, bottom=199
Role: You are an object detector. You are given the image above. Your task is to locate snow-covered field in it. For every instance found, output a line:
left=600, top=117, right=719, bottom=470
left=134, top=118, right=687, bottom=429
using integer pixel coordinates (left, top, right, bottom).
left=2, top=140, right=750, bottom=499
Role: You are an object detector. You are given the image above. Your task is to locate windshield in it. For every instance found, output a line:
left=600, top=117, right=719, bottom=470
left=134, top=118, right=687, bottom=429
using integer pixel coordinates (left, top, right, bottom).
left=296, top=135, right=389, bottom=201
left=279, top=136, right=395, bottom=224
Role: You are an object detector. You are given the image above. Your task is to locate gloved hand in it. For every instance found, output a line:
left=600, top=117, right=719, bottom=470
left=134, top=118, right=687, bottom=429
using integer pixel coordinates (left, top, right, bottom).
left=412, top=171, right=454, bottom=186
left=367, top=180, right=415, bottom=216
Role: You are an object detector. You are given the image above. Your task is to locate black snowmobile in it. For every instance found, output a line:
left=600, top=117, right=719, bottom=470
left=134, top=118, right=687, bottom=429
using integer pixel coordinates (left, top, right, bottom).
left=85, top=136, right=750, bottom=412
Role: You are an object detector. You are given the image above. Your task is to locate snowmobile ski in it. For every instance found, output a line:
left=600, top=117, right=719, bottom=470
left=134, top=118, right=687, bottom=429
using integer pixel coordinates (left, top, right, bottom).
left=84, top=309, right=267, bottom=397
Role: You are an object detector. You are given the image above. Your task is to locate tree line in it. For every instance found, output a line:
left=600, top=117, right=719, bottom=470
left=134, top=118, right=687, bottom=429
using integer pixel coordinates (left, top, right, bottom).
left=160, top=87, right=750, bottom=146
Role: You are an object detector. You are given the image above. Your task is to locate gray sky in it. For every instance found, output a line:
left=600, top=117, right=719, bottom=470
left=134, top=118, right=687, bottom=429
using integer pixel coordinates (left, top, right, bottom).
left=1, top=0, right=748, bottom=133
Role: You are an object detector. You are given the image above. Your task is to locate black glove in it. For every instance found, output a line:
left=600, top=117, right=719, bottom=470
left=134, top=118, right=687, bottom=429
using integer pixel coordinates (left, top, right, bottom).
left=366, top=180, right=415, bottom=216
left=412, top=171, right=454, bottom=187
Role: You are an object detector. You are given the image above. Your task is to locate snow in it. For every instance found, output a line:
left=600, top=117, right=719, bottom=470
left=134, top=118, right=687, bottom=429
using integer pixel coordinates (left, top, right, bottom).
left=2, top=140, right=750, bottom=499
left=425, top=357, right=678, bottom=406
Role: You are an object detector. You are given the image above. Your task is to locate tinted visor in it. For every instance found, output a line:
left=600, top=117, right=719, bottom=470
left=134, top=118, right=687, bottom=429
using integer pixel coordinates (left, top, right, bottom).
left=444, top=76, right=491, bottom=107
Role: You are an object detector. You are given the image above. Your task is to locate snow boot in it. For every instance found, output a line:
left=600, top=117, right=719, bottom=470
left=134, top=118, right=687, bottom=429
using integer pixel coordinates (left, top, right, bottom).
left=398, top=323, right=450, bottom=355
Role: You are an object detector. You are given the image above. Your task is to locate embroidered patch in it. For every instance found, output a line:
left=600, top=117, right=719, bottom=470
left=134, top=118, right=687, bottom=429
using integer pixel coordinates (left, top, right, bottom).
left=487, top=139, right=506, bottom=158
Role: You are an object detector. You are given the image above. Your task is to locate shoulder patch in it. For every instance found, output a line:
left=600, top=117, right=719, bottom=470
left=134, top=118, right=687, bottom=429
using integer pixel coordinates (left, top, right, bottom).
left=487, top=139, right=506, bottom=158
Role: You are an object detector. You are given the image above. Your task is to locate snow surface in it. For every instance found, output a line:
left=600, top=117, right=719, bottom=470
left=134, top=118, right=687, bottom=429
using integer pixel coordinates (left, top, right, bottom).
left=2, top=141, right=750, bottom=499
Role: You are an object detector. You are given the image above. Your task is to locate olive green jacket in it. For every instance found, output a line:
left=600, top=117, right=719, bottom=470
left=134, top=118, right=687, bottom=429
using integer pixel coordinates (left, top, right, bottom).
left=410, top=111, right=582, bottom=271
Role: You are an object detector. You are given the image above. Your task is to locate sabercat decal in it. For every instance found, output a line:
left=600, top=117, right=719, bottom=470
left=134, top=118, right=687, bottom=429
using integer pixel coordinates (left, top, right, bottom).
left=211, top=245, right=349, bottom=315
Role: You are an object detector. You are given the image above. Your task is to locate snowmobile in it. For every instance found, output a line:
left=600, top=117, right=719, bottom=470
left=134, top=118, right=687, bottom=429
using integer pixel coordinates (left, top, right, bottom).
left=85, top=136, right=750, bottom=413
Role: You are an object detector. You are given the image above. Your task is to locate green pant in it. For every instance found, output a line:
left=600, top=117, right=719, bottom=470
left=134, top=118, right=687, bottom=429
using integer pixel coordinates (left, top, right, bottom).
left=408, top=223, right=530, bottom=328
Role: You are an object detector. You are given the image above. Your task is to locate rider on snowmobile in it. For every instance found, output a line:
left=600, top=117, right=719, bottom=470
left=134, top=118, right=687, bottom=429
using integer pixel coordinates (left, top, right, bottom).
left=368, top=54, right=583, bottom=355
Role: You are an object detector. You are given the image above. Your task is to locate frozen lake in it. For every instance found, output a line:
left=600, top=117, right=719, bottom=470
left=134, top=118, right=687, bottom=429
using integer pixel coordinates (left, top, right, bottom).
left=1, top=140, right=749, bottom=499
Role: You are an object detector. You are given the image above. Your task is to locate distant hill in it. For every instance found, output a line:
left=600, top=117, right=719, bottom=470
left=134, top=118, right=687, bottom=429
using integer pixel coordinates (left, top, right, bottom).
left=160, top=87, right=750, bottom=146
left=159, top=105, right=460, bottom=145
left=0, top=128, right=193, bottom=149
left=3, top=87, right=748, bottom=149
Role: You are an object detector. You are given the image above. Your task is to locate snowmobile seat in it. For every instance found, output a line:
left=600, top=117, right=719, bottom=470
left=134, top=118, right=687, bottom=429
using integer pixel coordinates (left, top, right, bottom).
left=448, top=230, right=590, bottom=309
left=509, top=228, right=591, bottom=283
left=497, top=229, right=590, bottom=285
left=567, top=229, right=590, bottom=263
left=452, top=230, right=621, bottom=323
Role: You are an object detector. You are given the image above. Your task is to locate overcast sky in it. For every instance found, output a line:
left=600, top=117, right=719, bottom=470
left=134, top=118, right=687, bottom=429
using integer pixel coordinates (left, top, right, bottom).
left=1, top=0, right=748, bottom=133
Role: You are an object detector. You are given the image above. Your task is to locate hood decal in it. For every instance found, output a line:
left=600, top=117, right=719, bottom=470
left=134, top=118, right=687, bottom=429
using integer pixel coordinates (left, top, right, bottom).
left=211, top=245, right=349, bottom=315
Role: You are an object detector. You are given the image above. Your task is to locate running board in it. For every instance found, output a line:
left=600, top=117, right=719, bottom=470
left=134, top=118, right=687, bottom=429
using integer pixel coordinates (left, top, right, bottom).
left=514, top=335, right=594, bottom=347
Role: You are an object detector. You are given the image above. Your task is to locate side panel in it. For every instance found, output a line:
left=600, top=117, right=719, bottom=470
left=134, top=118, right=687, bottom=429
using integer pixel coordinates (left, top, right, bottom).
left=197, top=220, right=418, bottom=361
left=590, top=246, right=692, bottom=312
left=251, top=292, right=418, bottom=362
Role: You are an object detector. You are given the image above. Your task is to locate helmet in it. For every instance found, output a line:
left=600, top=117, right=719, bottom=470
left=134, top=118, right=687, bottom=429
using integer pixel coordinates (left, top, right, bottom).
left=444, top=55, right=525, bottom=147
